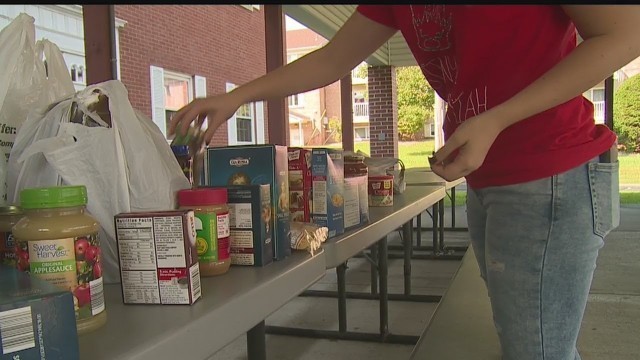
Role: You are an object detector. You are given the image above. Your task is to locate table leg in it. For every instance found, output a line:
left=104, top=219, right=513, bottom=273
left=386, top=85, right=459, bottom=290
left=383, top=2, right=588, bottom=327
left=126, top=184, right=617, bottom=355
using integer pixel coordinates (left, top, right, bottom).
left=337, top=264, right=348, bottom=333
left=416, top=214, right=422, bottom=247
left=378, top=236, right=389, bottom=337
left=370, top=245, right=378, bottom=295
left=247, top=321, right=266, bottom=360
left=439, top=198, right=445, bottom=252
left=402, top=222, right=412, bottom=296
left=451, top=186, right=456, bottom=228
left=432, top=202, right=438, bottom=253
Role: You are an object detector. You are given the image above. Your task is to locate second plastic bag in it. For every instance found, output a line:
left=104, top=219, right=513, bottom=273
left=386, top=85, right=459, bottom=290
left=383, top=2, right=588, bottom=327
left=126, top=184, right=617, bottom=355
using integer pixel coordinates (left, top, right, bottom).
left=8, top=80, right=191, bottom=283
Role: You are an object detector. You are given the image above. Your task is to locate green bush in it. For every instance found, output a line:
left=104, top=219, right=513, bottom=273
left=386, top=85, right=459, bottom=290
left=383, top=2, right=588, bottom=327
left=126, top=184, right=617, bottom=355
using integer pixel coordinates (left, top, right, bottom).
left=614, top=74, right=640, bottom=152
left=398, top=105, right=428, bottom=140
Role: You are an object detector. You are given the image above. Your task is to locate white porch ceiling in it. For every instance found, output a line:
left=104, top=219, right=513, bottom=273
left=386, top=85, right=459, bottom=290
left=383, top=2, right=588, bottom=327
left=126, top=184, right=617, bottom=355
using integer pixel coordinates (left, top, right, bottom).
left=282, top=5, right=417, bottom=68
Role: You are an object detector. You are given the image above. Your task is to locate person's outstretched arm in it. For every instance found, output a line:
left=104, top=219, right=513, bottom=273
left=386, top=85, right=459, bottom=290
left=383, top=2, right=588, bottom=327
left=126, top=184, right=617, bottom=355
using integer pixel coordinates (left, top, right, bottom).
left=169, top=11, right=397, bottom=143
left=431, top=5, right=640, bottom=181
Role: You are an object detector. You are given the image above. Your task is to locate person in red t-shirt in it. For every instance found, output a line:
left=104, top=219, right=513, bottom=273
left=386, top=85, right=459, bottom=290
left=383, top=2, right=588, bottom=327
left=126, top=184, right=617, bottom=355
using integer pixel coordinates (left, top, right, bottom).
left=170, top=6, right=639, bottom=359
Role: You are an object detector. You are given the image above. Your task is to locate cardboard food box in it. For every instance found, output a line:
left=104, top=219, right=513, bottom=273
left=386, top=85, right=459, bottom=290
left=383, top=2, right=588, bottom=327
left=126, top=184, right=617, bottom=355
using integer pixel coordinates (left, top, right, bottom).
left=114, top=210, right=202, bottom=305
left=344, top=175, right=369, bottom=231
left=224, top=185, right=274, bottom=267
left=311, top=148, right=345, bottom=238
left=205, top=145, right=291, bottom=261
left=287, top=147, right=313, bottom=223
left=0, top=265, right=79, bottom=360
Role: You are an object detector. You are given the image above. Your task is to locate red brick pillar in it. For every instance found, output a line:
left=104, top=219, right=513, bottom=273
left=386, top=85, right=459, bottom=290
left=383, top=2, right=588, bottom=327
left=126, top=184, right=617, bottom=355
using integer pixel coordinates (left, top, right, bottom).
left=368, top=65, right=398, bottom=158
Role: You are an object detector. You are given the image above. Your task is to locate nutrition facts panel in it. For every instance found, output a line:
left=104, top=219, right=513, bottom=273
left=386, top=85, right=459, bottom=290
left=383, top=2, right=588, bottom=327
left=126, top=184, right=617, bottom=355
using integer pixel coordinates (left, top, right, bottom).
left=116, top=218, right=157, bottom=271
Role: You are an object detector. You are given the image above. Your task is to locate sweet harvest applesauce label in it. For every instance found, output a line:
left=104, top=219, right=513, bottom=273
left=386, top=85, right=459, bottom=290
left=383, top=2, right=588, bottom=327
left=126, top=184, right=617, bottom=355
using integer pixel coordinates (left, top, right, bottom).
left=19, top=234, right=105, bottom=320
left=195, top=212, right=230, bottom=262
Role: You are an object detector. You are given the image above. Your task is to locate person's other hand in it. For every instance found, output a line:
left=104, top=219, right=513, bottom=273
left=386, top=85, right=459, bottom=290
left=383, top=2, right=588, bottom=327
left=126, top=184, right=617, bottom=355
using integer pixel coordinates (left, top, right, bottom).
left=430, top=114, right=503, bottom=181
left=168, top=93, right=241, bottom=144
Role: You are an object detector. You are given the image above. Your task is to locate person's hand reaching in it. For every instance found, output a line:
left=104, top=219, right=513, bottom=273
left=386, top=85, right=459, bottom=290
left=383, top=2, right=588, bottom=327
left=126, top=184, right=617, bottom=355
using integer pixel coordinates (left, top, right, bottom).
left=429, top=113, right=504, bottom=182
left=168, top=92, right=242, bottom=144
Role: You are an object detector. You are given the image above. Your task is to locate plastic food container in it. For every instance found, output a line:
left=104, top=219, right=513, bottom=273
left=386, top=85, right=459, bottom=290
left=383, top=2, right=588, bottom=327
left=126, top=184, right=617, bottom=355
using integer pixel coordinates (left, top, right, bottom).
left=0, top=205, right=23, bottom=267
left=13, top=185, right=107, bottom=335
left=171, top=145, right=192, bottom=183
left=178, top=188, right=231, bottom=276
left=368, top=175, right=394, bottom=207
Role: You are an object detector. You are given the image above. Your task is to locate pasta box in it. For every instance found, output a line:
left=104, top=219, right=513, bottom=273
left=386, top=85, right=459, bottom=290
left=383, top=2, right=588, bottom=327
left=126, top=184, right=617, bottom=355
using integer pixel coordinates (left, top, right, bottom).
left=205, top=145, right=291, bottom=261
left=287, top=147, right=313, bottom=223
left=311, top=148, right=344, bottom=238
left=0, top=265, right=79, bottom=360
left=222, top=185, right=274, bottom=267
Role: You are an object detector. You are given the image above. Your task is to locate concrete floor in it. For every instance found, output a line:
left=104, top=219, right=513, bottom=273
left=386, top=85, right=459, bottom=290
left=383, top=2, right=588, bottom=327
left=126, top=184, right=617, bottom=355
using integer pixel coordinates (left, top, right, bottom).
left=209, top=204, right=640, bottom=360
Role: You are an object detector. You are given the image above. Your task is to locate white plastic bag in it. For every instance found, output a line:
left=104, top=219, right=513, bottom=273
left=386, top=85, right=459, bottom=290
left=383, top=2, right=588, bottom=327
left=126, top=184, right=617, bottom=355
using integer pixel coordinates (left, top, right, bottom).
left=9, top=80, right=191, bottom=283
left=0, top=13, right=75, bottom=203
left=348, top=150, right=406, bottom=194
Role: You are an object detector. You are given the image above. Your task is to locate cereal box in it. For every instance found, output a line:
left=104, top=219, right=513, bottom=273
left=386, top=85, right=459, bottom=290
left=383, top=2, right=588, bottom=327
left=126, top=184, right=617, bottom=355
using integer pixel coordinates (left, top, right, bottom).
left=205, top=145, right=291, bottom=261
left=288, top=147, right=313, bottom=223
left=311, top=148, right=344, bottom=238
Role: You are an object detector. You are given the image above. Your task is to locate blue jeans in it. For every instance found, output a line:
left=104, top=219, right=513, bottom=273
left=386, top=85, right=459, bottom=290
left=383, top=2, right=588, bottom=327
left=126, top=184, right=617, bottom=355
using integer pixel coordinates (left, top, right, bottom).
left=467, top=158, right=620, bottom=360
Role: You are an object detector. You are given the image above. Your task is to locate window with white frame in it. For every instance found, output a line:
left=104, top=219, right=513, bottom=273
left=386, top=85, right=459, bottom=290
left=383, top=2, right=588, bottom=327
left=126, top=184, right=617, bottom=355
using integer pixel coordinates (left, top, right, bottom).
left=286, top=54, right=303, bottom=107
left=354, top=126, right=370, bottom=141
left=150, top=65, right=207, bottom=139
left=226, top=82, right=265, bottom=145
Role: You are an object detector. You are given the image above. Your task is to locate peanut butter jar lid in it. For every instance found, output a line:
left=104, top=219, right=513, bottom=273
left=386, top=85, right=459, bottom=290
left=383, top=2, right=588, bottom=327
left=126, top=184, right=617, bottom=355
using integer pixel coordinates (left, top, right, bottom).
left=20, top=185, right=88, bottom=210
left=177, top=188, right=228, bottom=206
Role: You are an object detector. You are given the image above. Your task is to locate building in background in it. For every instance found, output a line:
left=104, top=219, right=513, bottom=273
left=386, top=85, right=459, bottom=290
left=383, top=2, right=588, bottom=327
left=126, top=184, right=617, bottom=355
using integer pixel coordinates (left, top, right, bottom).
left=0, top=4, right=268, bottom=146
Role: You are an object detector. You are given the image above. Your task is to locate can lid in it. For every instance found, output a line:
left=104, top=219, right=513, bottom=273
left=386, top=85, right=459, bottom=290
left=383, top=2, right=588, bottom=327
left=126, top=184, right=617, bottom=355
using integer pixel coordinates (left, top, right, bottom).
left=177, top=188, right=228, bottom=206
left=344, top=155, right=365, bottom=162
left=368, top=175, right=394, bottom=180
left=171, top=145, right=190, bottom=157
left=0, top=206, right=22, bottom=215
left=20, top=186, right=88, bottom=210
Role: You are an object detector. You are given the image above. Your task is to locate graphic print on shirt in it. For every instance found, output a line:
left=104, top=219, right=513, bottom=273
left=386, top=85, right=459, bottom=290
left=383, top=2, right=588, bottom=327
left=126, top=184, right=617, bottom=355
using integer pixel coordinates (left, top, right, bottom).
left=410, top=5, right=489, bottom=128
left=410, top=5, right=452, bottom=52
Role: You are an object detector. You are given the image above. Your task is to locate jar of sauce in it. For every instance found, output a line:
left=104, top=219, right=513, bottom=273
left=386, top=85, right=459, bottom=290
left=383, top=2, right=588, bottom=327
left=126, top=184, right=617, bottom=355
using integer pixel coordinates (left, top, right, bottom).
left=344, top=154, right=368, bottom=178
left=177, top=188, right=231, bottom=276
left=12, top=185, right=106, bottom=335
left=0, top=206, right=24, bottom=267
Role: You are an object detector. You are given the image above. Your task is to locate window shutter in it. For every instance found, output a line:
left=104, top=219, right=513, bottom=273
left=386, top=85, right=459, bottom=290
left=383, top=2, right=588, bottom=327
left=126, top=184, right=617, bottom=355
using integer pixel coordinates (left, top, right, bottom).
left=226, top=82, right=238, bottom=145
left=150, top=65, right=166, bottom=136
left=255, top=101, right=265, bottom=144
left=194, top=75, right=207, bottom=130
left=194, top=75, right=206, bottom=98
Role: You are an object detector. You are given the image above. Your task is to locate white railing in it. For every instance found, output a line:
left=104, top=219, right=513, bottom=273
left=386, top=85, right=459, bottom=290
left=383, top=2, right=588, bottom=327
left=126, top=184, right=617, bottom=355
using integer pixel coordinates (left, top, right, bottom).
left=593, top=101, right=605, bottom=124
left=353, top=102, right=369, bottom=117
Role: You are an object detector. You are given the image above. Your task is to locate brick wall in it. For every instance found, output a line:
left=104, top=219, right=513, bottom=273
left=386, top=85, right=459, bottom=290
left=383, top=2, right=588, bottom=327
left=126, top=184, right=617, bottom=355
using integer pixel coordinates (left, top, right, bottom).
left=115, top=5, right=267, bottom=146
left=368, top=65, right=398, bottom=158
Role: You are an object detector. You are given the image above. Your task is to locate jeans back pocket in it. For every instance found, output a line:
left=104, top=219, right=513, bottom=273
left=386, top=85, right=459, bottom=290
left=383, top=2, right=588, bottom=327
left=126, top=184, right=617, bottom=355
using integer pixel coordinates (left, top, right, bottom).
left=588, top=161, right=620, bottom=238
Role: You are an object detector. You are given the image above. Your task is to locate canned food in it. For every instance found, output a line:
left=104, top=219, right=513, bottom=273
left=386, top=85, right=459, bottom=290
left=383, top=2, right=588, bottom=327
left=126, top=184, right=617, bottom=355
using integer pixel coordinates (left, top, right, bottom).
left=368, top=175, right=394, bottom=207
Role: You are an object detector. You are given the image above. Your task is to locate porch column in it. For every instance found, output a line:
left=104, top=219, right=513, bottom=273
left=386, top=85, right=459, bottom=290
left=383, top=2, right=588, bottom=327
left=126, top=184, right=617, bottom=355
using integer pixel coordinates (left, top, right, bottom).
left=264, top=5, right=289, bottom=145
left=368, top=65, right=398, bottom=158
left=82, top=5, right=117, bottom=84
left=605, top=75, right=614, bottom=130
left=340, top=74, right=354, bottom=152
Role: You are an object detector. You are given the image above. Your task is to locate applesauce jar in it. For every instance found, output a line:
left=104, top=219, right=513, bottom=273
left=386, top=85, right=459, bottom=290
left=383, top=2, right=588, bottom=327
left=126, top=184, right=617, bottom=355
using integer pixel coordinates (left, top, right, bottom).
left=0, top=206, right=24, bottom=267
left=177, top=188, right=231, bottom=276
left=13, top=185, right=106, bottom=335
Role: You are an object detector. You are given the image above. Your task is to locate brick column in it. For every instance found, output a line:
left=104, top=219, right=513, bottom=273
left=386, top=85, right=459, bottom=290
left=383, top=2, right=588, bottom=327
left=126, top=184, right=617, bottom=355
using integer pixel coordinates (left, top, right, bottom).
left=368, top=65, right=398, bottom=158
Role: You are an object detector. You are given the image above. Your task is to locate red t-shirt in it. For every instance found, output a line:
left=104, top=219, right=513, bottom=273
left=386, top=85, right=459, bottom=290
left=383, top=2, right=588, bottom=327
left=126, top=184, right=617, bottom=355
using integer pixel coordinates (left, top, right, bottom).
left=357, top=5, right=616, bottom=188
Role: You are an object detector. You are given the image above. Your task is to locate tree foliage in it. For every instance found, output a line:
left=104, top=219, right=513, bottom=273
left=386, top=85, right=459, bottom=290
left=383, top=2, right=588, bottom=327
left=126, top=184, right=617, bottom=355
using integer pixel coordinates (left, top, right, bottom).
left=396, top=66, right=435, bottom=139
left=614, top=74, right=640, bottom=152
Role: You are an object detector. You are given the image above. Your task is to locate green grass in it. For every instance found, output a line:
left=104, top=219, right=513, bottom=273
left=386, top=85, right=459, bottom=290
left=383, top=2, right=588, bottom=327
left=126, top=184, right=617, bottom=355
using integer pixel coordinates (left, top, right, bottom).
left=444, top=191, right=639, bottom=206
left=328, top=140, right=640, bottom=204
left=342, top=140, right=640, bottom=184
left=619, top=153, right=640, bottom=185
left=621, top=192, right=640, bottom=204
